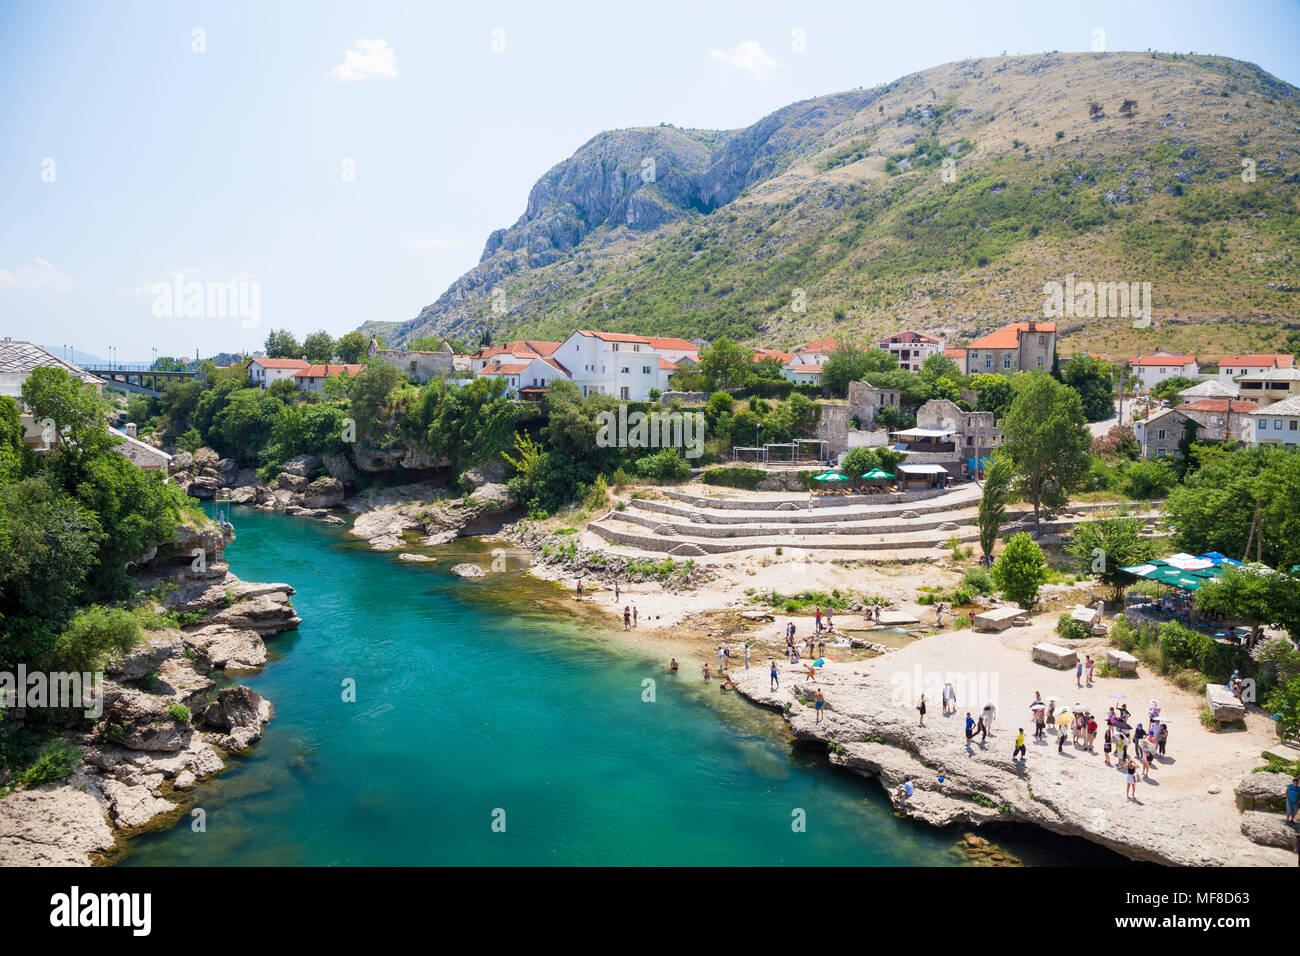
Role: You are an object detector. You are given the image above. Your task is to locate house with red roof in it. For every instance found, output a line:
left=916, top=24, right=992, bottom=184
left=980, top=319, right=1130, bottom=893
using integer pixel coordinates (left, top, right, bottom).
left=291, top=363, right=366, bottom=393
left=550, top=330, right=675, bottom=399
left=469, top=339, right=562, bottom=373
left=1217, top=353, right=1294, bottom=385
left=247, top=356, right=309, bottom=389
left=1134, top=398, right=1258, bottom=458
left=1125, top=350, right=1198, bottom=390
left=962, top=321, right=1056, bottom=376
left=478, top=355, right=572, bottom=400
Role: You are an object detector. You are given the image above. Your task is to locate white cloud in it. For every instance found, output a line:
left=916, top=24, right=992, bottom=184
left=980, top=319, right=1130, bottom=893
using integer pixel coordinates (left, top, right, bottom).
left=709, top=41, right=779, bottom=79
left=332, top=38, right=398, bottom=83
left=0, top=257, right=72, bottom=292
left=409, top=237, right=460, bottom=251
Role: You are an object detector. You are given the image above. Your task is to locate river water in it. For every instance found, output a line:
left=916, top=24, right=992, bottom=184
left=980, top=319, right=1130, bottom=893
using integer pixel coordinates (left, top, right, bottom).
left=118, top=506, right=1118, bottom=866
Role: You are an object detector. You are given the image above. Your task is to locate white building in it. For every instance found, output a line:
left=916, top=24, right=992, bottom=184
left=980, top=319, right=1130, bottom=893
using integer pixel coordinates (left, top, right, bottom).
left=479, top=356, right=571, bottom=400
left=1127, top=351, right=1199, bottom=390
left=1248, top=394, right=1300, bottom=447
left=469, top=340, right=562, bottom=373
left=1217, top=353, right=1294, bottom=385
left=782, top=362, right=823, bottom=385
left=647, top=337, right=700, bottom=365
left=879, top=331, right=945, bottom=372
left=550, top=331, right=667, bottom=400
left=248, top=357, right=309, bottom=389
left=789, top=338, right=839, bottom=367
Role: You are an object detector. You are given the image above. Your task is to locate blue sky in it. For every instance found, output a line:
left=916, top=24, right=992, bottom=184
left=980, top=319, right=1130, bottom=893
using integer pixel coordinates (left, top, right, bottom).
left=3, top=0, right=1298, bottom=361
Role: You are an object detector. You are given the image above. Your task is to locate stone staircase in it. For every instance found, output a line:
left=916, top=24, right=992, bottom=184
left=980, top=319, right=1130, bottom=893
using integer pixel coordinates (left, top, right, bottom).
left=588, top=485, right=985, bottom=558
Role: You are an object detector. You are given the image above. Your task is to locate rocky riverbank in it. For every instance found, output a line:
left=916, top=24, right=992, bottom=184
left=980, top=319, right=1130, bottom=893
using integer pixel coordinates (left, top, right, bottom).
left=0, top=523, right=300, bottom=866
left=727, top=622, right=1296, bottom=867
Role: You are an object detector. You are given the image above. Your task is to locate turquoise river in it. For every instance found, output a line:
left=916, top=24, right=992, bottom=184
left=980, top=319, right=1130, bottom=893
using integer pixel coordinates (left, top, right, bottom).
left=119, top=506, right=1119, bottom=866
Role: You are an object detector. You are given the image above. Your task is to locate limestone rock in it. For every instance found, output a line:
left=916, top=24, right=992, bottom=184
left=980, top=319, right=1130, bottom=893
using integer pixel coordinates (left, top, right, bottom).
left=1206, top=684, right=1246, bottom=723
left=173, top=770, right=196, bottom=791
left=281, top=454, right=323, bottom=479
left=451, top=563, right=486, bottom=578
left=1105, top=649, right=1139, bottom=676
left=100, top=778, right=175, bottom=829
left=300, top=476, right=345, bottom=509
left=1240, top=811, right=1297, bottom=849
left=200, top=686, right=271, bottom=752
left=321, top=453, right=356, bottom=487
left=0, top=774, right=114, bottom=866
left=1032, top=642, right=1078, bottom=669
left=183, top=625, right=267, bottom=670
left=1235, top=771, right=1293, bottom=812
left=168, top=451, right=193, bottom=474
left=399, top=553, right=435, bottom=562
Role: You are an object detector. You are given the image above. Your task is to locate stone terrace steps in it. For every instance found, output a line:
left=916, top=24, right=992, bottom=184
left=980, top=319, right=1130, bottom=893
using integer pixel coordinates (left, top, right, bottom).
left=617, top=502, right=976, bottom=538
left=589, top=513, right=980, bottom=556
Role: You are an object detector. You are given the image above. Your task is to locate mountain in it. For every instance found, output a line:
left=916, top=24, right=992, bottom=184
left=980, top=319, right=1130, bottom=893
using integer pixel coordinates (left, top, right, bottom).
left=387, top=52, right=1300, bottom=358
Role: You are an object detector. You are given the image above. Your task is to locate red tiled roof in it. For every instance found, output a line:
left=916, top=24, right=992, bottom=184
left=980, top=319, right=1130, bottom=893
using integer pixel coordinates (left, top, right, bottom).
left=943, top=348, right=967, bottom=360
left=786, top=364, right=823, bottom=373
left=798, top=338, right=840, bottom=353
left=539, top=357, right=571, bottom=376
left=479, top=362, right=529, bottom=375
left=659, top=358, right=678, bottom=370
left=649, top=337, right=698, bottom=352
left=1177, top=399, right=1260, bottom=414
left=1129, top=354, right=1195, bottom=367
left=753, top=349, right=795, bottom=363
left=1218, top=354, right=1293, bottom=368
left=291, top=363, right=365, bottom=378
left=251, top=357, right=310, bottom=369
left=577, top=330, right=655, bottom=344
left=966, top=322, right=1056, bottom=350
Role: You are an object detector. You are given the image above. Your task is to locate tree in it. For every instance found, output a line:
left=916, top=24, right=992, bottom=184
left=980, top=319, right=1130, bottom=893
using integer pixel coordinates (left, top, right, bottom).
left=840, top=446, right=879, bottom=477
left=1065, top=517, right=1156, bottom=602
left=992, top=532, right=1049, bottom=609
left=0, top=396, right=26, bottom=483
left=1195, top=566, right=1300, bottom=645
left=1060, top=355, right=1116, bottom=422
left=920, top=353, right=963, bottom=383
left=501, top=431, right=545, bottom=500
left=977, top=453, right=1014, bottom=562
left=1149, top=375, right=1198, bottom=404
left=20, top=366, right=112, bottom=462
left=349, top=361, right=405, bottom=436
left=969, top=373, right=1016, bottom=419
left=302, top=330, right=335, bottom=364
left=263, top=329, right=301, bottom=359
left=698, top=337, right=755, bottom=392
left=1000, top=372, right=1090, bottom=526
left=820, top=342, right=898, bottom=398
left=1165, top=445, right=1300, bottom=570
left=335, top=330, right=369, bottom=364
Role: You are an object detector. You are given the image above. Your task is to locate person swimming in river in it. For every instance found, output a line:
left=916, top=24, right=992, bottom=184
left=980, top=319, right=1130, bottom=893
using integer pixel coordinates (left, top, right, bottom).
left=669, top=658, right=679, bottom=673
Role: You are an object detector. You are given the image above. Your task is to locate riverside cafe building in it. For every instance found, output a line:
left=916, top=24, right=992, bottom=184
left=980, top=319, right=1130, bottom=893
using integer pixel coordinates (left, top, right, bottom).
left=1120, top=552, right=1251, bottom=643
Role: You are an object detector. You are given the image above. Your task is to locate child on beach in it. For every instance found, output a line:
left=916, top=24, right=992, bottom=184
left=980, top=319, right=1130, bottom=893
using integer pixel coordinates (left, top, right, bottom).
left=702, top=663, right=711, bottom=681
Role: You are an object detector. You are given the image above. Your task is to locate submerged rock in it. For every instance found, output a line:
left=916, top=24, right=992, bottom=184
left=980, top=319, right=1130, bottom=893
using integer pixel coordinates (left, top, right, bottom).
left=451, top=563, right=486, bottom=578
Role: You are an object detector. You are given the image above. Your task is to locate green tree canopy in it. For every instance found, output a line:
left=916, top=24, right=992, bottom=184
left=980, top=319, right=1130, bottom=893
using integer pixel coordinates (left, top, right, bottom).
left=992, top=532, right=1049, bottom=609
left=1065, top=516, right=1156, bottom=602
left=302, top=330, right=336, bottom=364
left=1000, top=371, right=1090, bottom=525
left=263, top=328, right=301, bottom=359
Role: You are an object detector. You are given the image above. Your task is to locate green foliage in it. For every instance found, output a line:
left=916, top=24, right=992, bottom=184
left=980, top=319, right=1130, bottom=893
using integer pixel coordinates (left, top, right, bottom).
left=1165, top=445, right=1300, bottom=570
left=992, top=532, right=1049, bottom=609
left=263, top=328, right=301, bottom=359
left=962, top=565, right=995, bottom=595
left=1266, top=675, right=1300, bottom=740
left=335, top=330, right=369, bottom=364
left=1065, top=516, right=1156, bottom=601
left=21, top=366, right=113, bottom=462
left=1059, top=355, right=1116, bottom=422
left=1121, top=458, right=1177, bottom=499
left=1000, top=372, right=1090, bottom=524
left=1194, top=566, right=1300, bottom=642
left=1057, top=614, right=1091, bottom=641
left=0, top=396, right=26, bottom=483
left=819, top=342, right=898, bottom=398
left=634, top=448, right=690, bottom=482
left=1150, top=375, right=1199, bottom=403
left=50, top=605, right=142, bottom=673
left=702, top=466, right=766, bottom=490
left=15, top=739, right=81, bottom=788
left=167, top=704, right=191, bottom=725
left=301, top=330, right=336, bottom=364
left=698, top=337, right=756, bottom=391
left=977, top=452, right=1014, bottom=560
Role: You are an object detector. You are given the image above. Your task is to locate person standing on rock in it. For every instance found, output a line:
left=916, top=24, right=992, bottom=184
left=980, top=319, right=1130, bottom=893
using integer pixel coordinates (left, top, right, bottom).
left=814, top=688, right=825, bottom=723
left=744, top=643, right=751, bottom=669
left=770, top=660, right=779, bottom=691
left=1286, top=776, right=1299, bottom=823
left=623, top=606, right=631, bottom=630
left=577, top=578, right=583, bottom=600
left=1103, top=726, right=1113, bottom=766
left=614, top=581, right=620, bottom=603
left=632, top=605, right=638, bottom=627
left=982, top=702, right=996, bottom=736
left=1125, top=759, right=1138, bottom=799
left=1013, top=728, right=1026, bottom=761
left=917, top=693, right=927, bottom=727
left=965, top=712, right=975, bottom=747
